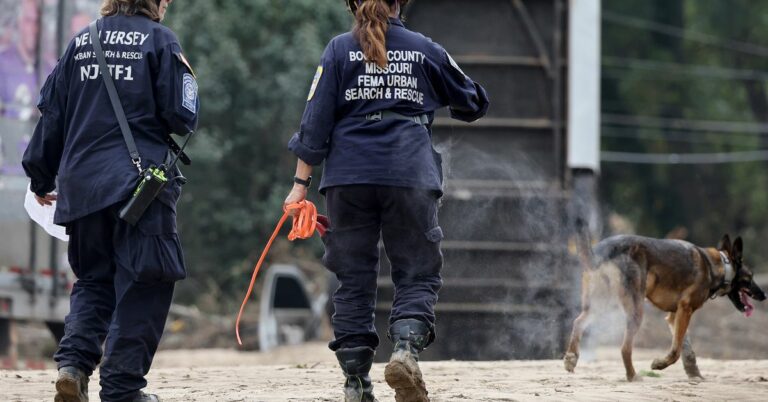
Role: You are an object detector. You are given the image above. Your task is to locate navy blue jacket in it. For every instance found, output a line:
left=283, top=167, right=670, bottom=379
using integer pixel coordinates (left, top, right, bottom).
left=288, top=17, right=488, bottom=193
left=22, top=15, right=199, bottom=225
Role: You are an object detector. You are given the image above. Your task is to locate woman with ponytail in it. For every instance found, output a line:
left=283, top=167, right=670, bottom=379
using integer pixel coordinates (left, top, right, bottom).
left=285, top=1, right=488, bottom=400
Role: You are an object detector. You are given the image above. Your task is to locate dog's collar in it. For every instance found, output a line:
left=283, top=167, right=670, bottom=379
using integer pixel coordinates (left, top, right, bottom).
left=711, top=251, right=735, bottom=298
left=719, top=251, right=735, bottom=285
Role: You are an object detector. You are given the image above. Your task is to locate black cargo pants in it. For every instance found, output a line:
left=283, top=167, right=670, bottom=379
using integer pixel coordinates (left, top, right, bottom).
left=323, top=185, right=443, bottom=351
left=54, top=201, right=185, bottom=401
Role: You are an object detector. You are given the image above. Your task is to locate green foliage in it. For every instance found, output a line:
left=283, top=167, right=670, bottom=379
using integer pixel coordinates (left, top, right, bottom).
left=163, top=0, right=349, bottom=309
left=601, top=0, right=768, bottom=267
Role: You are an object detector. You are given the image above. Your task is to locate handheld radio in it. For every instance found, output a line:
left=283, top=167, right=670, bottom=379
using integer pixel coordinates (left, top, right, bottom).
left=119, top=131, right=194, bottom=225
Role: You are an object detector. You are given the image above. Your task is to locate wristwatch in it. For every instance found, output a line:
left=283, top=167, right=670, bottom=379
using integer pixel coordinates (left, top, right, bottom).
left=293, top=176, right=312, bottom=188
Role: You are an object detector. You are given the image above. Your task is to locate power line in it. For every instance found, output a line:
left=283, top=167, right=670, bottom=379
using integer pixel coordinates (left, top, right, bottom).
left=601, top=126, right=767, bottom=146
left=602, top=10, right=768, bottom=58
left=600, top=12, right=768, bottom=164
left=601, top=150, right=768, bottom=164
left=602, top=114, right=768, bottom=134
left=602, top=56, right=768, bottom=81
left=602, top=70, right=729, bottom=82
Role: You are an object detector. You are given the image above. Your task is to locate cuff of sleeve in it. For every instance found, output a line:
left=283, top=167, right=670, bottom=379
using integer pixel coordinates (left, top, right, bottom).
left=449, top=83, right=490, bottom=123
left=288, top=133, right=328, bottom=166
left=30, top=180, right=55, bottom=198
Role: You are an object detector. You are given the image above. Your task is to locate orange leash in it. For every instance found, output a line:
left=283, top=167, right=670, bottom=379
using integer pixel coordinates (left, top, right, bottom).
left=235, top=200, right=320, bottom=346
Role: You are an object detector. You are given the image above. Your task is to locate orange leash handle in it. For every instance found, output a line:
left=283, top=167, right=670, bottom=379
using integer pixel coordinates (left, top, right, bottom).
left=235, top=200, right=318, bottom=346
left=287, top=199, right=317, bottom=241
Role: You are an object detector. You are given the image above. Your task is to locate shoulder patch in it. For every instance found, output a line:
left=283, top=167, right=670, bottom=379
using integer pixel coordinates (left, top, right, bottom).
left=446, top=51, right=467, bottom=77
left=175, top=52, right=196, bottom=78
left=182, top=73, right=198, bottom=113
left=307, top=66, right=323, bottom=101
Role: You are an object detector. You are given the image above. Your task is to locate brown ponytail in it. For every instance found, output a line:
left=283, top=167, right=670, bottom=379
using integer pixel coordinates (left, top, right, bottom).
left=353, top=0, right=394, bottom=68
left=100, top=0, right=161, bottom=22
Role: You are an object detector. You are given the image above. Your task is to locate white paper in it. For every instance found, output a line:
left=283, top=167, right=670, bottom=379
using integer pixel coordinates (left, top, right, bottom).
left=24, top=184, right=68, bottom=242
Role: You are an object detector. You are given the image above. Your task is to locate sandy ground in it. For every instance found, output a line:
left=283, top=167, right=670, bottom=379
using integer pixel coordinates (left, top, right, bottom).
left=3, top=343, right=768, bottom=401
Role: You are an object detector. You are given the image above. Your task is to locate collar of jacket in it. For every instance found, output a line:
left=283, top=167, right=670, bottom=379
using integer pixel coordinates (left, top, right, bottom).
left=389, top=17, right=404, bottom=27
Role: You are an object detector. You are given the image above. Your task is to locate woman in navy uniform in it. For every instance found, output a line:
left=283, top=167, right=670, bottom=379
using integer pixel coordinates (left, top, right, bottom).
left=285, top=0, right=488, bottom=400
left=22, top=0, right=198, bottom=401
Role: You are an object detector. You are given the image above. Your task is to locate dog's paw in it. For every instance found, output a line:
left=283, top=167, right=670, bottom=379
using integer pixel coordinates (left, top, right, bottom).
left=651, top=358, right=669, bottom=371
left=563, top=352, right=578, bottom=372
left=627, top=374, right=643, bottom=382
left=687, top=375, right=705, bottom=383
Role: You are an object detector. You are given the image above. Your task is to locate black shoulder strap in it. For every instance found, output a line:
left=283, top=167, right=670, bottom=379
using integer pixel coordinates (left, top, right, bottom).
left=89, top=20, right=142, bottom=173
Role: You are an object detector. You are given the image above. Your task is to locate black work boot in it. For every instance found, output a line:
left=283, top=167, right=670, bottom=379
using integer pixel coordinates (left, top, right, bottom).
left=132, top=392, right=161, bottom=401
left=54, top=366, right=89, bottom=402
left=384, top=319, right=431, bottom=402
left=336, top=346, right=378, bottom=402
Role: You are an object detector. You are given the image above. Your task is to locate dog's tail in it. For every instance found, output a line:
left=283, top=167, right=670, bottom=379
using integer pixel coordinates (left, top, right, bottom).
left=576, top=232, right=597, bottom=271
left=573, top=230, right=597, bottom=271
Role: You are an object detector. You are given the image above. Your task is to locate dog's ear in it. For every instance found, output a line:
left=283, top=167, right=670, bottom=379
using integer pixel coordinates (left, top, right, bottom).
left=732, top=236, right=743, bottom=263
left=719, top=234, right=732, bottom=253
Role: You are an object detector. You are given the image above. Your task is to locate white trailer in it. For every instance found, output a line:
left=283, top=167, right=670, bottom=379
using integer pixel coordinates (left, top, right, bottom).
left=0, top=176, right=71, bottom=368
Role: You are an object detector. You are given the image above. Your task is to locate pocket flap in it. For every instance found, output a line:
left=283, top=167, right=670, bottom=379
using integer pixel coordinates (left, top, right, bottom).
left=424, top=226, right=444, bottom=243
left=136, top=201, right=177, bottom=235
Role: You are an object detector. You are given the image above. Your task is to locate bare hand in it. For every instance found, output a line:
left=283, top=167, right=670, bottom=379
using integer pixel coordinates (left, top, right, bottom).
left=283, top=184, right=308, bottom=212
left=35, top=193, right=57, bottom=206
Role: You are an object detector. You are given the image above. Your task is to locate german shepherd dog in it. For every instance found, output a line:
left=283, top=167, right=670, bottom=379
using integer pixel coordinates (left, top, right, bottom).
left=563, top=234, right=766, bottom=381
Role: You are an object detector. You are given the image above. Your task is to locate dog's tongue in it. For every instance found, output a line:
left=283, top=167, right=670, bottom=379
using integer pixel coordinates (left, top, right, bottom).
left=740, top=291, right=754, bottom=318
